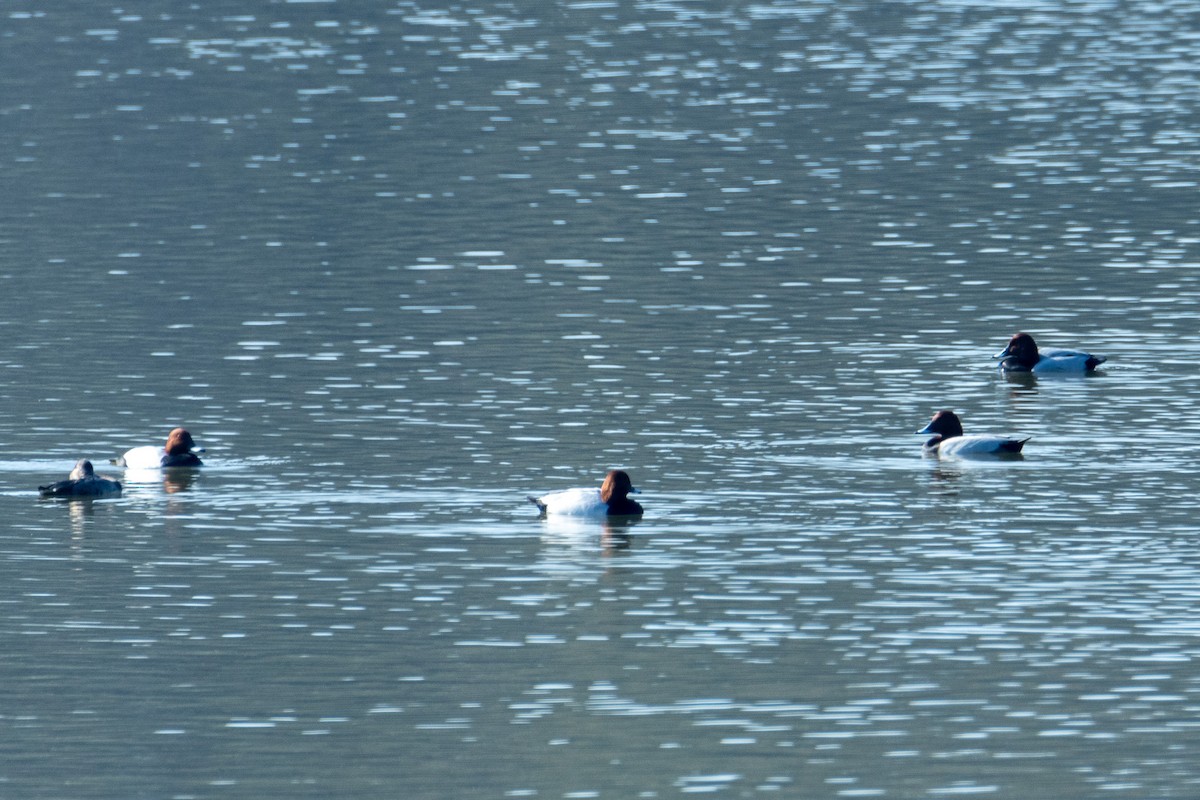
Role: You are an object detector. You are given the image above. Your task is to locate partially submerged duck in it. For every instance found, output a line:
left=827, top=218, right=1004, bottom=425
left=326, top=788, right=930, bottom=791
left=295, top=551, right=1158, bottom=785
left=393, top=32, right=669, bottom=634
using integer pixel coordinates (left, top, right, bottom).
left=917, top=410, right=1028, bottom=458
left=528, top=469, right=644, bottom=517
left=39, top=459, right=122, bottom=498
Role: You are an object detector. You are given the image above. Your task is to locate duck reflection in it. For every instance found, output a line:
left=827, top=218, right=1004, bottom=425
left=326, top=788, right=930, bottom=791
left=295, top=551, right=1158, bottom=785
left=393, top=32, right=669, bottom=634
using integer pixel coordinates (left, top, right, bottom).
left=539, top=514, right=640, bottom=557
left=121, top=466, right=200, bottom=494
left=1001, top=370, right=1040, bottom=391
left=35, top=496, right=117, bottom=552
left=162, top=467, right=200, bottom=494
left=601, top=517, right=638, bottom=554
left=925, top=462, right=966, bottom=497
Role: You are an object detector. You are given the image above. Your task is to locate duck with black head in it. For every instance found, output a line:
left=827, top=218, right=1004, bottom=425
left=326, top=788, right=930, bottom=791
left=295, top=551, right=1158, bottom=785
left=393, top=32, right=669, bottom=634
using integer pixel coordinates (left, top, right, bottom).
left=917, top=410, right=1028, bottom=458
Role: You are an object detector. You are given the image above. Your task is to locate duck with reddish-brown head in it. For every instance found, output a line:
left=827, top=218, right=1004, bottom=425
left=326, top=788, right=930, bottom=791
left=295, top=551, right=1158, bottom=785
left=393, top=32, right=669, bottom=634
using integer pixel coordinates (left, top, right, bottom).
left=528, top=469, right=644, bottom=517
left=995, top=332, right=1106, bottom=374
left=116, top=427, right=205, bottom=469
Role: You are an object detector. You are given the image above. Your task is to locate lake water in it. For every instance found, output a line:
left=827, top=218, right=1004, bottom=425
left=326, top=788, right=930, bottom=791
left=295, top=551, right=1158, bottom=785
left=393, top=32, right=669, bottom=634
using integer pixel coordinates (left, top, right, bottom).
left=4, top=0, right=1200, bottom=797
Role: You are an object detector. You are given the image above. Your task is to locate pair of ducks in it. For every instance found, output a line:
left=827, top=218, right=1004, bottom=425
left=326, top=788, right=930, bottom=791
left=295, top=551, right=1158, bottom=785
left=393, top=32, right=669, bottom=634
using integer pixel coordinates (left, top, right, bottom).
left=37, top=428, right=204, bottom=499
left=920, top=332, right=1107, bottom=457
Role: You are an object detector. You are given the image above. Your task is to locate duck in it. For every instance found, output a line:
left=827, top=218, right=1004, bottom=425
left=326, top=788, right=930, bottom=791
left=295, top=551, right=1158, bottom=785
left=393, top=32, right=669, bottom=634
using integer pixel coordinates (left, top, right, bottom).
left=995, top=332, right=1106, bottom=373
left=917, top=410, right=1028, bottom=457
left=38, top=459, right=122, bottom=498
left=116, top=427, right=204, bottom=469
left=528, top=469, right=644, bottom=517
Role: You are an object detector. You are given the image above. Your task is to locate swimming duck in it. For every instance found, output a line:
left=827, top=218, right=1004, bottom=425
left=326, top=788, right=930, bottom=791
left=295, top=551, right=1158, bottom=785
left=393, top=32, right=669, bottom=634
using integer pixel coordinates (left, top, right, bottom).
left=917, top=410, right=1028, bottom=457
left=38, top=459, right=122, bottom=498
left=995, top=332, right=1106, bottom=373
left=116, top=428, right=204, bottom=469
left=528, top=469, right=644, bottom=517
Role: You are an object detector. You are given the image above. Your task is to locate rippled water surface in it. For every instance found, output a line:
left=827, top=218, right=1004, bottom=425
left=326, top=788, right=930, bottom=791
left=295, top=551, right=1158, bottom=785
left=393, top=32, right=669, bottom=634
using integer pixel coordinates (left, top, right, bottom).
left=4, top=1, right=1200, bottom=797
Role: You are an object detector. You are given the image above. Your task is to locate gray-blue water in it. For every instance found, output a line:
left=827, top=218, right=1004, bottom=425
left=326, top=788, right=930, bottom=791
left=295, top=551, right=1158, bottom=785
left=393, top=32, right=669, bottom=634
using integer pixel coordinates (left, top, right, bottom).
left=4, top=1, right=1200, bottom=797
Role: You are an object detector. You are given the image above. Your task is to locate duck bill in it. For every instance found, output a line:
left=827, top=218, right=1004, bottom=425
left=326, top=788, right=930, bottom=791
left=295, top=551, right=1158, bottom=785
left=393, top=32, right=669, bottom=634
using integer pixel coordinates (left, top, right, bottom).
left=993, top=345, right=1012, bottom=359
left=915, top=423, right=934, bottom=435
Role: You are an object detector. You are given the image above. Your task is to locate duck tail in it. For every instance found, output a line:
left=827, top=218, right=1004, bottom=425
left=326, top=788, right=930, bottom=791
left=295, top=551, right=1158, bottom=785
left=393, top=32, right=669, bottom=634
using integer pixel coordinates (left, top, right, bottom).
left=527, top=495, right=548, bottom=513
left=1003, top=437, right=1031, bottom=453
